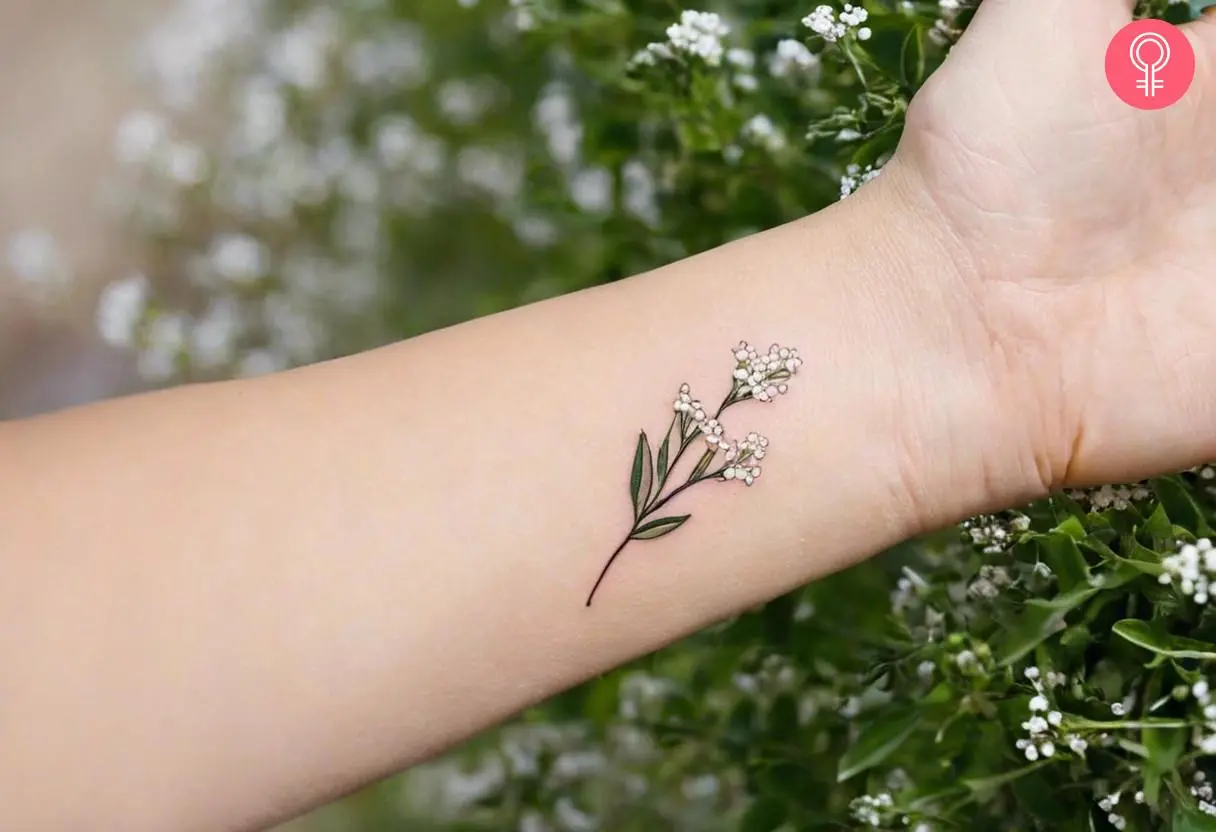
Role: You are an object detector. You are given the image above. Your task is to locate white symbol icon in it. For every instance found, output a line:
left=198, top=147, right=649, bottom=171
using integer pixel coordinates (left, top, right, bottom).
left=1130, top=32, right=1171, bottom=97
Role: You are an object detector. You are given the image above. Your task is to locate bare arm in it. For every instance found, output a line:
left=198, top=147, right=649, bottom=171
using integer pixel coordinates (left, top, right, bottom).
left=0, top=169, right=1026, bottom=831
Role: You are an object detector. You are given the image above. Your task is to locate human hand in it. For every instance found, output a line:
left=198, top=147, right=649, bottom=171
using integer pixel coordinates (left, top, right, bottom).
left=882, top=0, right=1216, bottom=496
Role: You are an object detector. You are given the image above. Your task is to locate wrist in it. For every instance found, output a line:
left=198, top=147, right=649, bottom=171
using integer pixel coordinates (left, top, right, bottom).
left=818, top=157, right=1054, bottom=535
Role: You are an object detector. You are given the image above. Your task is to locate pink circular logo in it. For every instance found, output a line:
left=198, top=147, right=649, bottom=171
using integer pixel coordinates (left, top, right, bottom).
left=1106, top=19, right=1195, bottom=110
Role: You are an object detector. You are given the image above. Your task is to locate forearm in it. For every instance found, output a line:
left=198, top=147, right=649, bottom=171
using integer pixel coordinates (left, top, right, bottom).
left=0, top=164, right=1043, bottom=831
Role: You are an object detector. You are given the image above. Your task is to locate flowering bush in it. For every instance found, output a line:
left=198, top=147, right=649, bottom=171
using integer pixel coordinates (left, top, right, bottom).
left=11, top=0, right=1216, bottom=829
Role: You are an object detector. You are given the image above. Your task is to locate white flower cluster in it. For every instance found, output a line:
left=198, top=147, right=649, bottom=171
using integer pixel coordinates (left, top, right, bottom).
left=1189, top=464, right=1216, bottom=502
left=668, top=341, right=799, bottom=489
left=1097, top=792, right=1127, bottom=830
left=966, top=564, right=1012, bottom=600
left=732, top=341, right=801, bottom=402
left=673, top=384, right=769, bottom=486
left=840, top=162, right=882, bottom=199
left=1188, top=680, right=1216, bottom=754
left=891, top=566, right=931, bottom=614
left=802, top=4, right=871, bottom=43
left=850, top=793, right=892, bottom=827
left=86, top=0, right=613, bottom=386
left=1065, top=482, right=1152, bottom=512
left=631, top=11, right=731, bottom=67
left=1016, top=667, right=1086, bottom=762
left=741, top=114, right=786, bottom=153
left=92, top=1, right=462, bottom=381
left=1160, top=538, right=1216, bottom=603
left=722, top=432, right=767, bottom=486
left=850, top=793, right=931, bottom=831
left=506, top=0, right=537, bottom=31
left=1192, top=771, right=1216, bottom=817
left=727, top=48, right=758, bottom=91
left=674, top=383, right=711, bottom=433
left=960, top=512, right=1030, bottom=555
left=768, top=39, right=818, bottom=79
left=954, top=648, right=982, bottom=674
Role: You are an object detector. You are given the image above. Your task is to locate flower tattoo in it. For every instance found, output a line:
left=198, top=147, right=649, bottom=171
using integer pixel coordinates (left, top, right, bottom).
left=585, top=341, right=803, bottom=606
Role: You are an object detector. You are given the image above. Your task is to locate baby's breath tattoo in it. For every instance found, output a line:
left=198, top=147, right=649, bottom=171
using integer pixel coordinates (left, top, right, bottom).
left=585, top=341, right=803, bottom=606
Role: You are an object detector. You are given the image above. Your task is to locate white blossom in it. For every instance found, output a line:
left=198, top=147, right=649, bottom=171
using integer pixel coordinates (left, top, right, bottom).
left=741, top=114, right=786, bottom=153
left=96, top=273, right=151, bottom=348
left=732, top=341, right=801, bottom=402
left=850, top=792, right=894, bottom=826
left=632, top=11, right=732, bottom=67
left=721, top=432, right=767, bottom=486
left=769, top=39, right=818, bottom=78
left=840, top=162, right=882, bottom=199
left=1161, top=538, right=1216, bottom=605
left=803, top=4, right=870, bottom=43
left=1067, top=482, right=1152, bottom=511
left=1015, top=668, right=1087, bottom=761
left=665, top=11, right=731, bottom=65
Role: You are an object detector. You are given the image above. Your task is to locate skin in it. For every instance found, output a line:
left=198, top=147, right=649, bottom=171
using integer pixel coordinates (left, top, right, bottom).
left=0, top=1, right=1213, bottom=829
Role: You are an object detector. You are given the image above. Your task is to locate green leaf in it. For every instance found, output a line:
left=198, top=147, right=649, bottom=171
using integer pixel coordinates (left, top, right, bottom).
left=837, top=708, right=921, bottom=782
left=727, top=698, right=759, bottom=742
left=1173, top=803, right=1216, bottom=832
left=1024, top=585, right=1099, bottom=611
left=631, top=514, right=691, bottom=541
left=656, top=434, right=670, bottom=484
left=630, top=431, right=654, bottom=518
left=849, top=125, right=899, bottom=168
left=767, top=693, right=799, bottom=739
left=1114, top=552, right=1165, bottom=577
left=1143, top=502, right=1175, bottom=546
left=1112, top=619, right=1216, bottom=660
left=997, top=592, right=1088, bottom=666
left=900, top=25, right=926, bottom=86
left=858, top=14, right=912, bottom=82
left=689, top=447, right=716, bottom=482
left=1039, top=532, right=1090, bottom=591
left=1053, top=515, right=1088, bottom=541
left=962, top=759, right=1055, bottom=794
left=757, top=761, right=815, bottom=804
left=1143, top=724, right=1186, bottom=807
left=1152, top=476, right=1211, bottom=536
left=740, top=796, right=788, bottom=832
left=1013, top=771, right=1074, bottom=823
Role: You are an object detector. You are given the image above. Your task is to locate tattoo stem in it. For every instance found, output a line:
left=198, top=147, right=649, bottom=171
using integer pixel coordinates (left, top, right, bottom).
left=586, top=537, right=631, bottom=607
left=645, top=468, right=725, bottom=517
left=586, top=464, right=727, bottom=606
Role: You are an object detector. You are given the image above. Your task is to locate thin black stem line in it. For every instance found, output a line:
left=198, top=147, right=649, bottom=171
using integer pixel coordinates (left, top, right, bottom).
left=714, top=386, right=737, bottom=419
left=644, top=466, right=728, bottom=519
left=644, top=411, right=703, bottom=513
left=586, top=536, right=630, bottom=607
